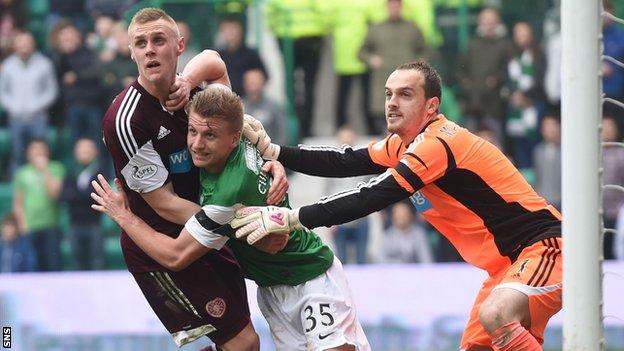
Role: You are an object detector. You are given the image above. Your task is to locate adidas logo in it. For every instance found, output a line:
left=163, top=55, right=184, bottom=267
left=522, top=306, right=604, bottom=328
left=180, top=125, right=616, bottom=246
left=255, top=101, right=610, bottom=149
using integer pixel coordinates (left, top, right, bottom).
left=157, top=126, right=171, bottom=140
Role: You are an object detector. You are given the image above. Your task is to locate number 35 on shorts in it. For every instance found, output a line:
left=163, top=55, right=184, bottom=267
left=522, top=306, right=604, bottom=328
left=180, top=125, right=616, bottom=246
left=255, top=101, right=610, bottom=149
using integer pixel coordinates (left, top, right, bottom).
left=303, top=303, right=335, bottom=337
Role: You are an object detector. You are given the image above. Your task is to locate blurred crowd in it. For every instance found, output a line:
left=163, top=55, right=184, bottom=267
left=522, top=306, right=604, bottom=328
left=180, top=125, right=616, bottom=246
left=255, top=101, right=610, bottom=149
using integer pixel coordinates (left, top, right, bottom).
left=1, top=0, right=624, bottom=272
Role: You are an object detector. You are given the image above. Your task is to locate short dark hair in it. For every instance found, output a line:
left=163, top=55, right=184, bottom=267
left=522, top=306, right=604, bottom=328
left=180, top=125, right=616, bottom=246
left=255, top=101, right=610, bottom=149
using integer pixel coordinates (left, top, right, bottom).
left=185, top=87, right=244, bottom=133
left=395, top=60, right=442, bottom=101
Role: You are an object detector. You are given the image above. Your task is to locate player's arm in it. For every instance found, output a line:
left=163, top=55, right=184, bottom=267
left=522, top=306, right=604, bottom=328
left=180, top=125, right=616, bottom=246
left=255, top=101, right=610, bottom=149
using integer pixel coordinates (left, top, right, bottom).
left=91, top=176, right=227, bottom=271
left=140, top=182, right=200, bottom=225
left=181, top=49, right=230, bottom=88
left=276, top=145, right=386, bottom=177
left=166, top=49, right=231, bottom=111
left=232, top=169, right=416, bottom=244
left=296, top=169, right=415, bottom=228
left=233, top=136, right=451, bottom=242
left=243, top=115, right=386, bottom=177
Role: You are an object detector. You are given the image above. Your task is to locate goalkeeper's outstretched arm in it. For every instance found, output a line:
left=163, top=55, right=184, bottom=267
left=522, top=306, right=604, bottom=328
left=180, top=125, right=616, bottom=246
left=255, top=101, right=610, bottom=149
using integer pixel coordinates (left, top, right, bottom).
left=243, top=114, right=385, bottom=177
left=233, top=170, right=414, bottom=241
left=277, top=145, right=386, bottom=178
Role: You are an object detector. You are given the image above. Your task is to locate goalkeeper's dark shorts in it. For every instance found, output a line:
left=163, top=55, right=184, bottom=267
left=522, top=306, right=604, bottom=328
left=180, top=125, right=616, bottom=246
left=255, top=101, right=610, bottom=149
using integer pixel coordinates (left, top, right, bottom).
left=132, top=249, right=250, bottom=347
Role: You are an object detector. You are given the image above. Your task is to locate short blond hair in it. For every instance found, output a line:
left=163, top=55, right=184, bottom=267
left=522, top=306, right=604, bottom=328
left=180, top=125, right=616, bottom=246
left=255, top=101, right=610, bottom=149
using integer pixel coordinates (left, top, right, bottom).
left=128, top=7, right=179, bottom=37
left=185, top=87, right=243, bottom=133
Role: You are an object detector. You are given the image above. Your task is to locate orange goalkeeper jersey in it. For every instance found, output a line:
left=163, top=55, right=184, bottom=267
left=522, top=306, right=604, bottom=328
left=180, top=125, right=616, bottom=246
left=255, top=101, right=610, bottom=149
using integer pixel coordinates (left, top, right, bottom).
left=367, top=115, right=561, bottom=273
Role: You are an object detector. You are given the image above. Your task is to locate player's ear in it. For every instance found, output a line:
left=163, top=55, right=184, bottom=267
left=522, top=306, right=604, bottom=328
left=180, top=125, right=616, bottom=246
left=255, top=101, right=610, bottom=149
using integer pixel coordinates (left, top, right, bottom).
left=176, top=35, right=185, bottom=56
left=427, top=97, right=440, bottom=114
left=232, top=130, right=242, bottom=146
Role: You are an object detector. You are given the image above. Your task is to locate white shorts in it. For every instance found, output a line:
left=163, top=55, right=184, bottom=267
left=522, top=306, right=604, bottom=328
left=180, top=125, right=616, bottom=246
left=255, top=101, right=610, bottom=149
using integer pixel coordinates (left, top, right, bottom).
left=257, top=257, right=370, bottom=351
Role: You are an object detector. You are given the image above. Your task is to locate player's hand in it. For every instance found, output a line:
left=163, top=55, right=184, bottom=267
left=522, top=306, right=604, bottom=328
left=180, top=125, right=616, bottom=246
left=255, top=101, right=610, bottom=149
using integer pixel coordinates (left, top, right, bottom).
left=251, top=232, right=289, bottom=254
left=90, top=174, right=131, bottom=224
left=243, top=114, right=280, bottom=160
left=263, top=161, right=288, bottom=205
left=165, top=76, right=192, bottom=112
left=230, top=206, right=303, bottom=245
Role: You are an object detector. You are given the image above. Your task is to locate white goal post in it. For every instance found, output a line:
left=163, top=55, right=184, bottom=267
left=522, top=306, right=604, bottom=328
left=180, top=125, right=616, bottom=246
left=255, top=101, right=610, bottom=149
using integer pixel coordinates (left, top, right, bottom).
left=561, top=0, right=603, bottom=350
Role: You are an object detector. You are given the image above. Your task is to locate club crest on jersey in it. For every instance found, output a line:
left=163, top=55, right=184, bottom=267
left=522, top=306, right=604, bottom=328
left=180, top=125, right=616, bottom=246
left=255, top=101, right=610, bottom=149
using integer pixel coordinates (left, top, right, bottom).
left=513, top=259, right=530, bottom=279
left=131, top=164, right=157, bottom=180
left=205, top=297, right=226, bottom=318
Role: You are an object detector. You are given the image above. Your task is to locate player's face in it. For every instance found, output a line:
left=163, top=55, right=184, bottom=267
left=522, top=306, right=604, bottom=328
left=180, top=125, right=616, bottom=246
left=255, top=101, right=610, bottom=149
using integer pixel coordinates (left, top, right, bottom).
left=129, top=19, right=184, bottom=84
left=187, top=112, right=241, bottom=173
left=385, top=69, right=438, bottom=142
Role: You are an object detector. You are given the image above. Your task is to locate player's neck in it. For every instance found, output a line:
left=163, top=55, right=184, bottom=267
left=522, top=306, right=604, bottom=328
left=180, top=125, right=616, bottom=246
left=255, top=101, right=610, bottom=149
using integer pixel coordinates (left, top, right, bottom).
left=138, top=74, right=175, bottom=104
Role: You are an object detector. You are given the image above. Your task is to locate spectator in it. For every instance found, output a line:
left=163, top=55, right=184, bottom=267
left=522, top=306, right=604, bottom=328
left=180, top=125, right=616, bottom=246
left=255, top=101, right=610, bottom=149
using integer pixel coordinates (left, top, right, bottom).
left=86, top=15, right=117, bottom=60
left=216, top=18, right=267, bottom=97
left=100, top=22, right=136, bottom=105
left=326, top=126, right=371, bottom=264
left=326, top=0, right=376, bottom=134
left=602, top=116, right=624, bottom=260
left=12, top=139, right=65, bottom=271
left=533, top=114, right=561, bottom=210
left=507, top=22, right=545, bottom=104
left=0, top=213, right=37, bottom=273
left=379, top=201, right=433, bottom=264
left=52, top=22, right=103, bottom=145
left=243, top=69, right=287, bottom=145
left=0, top=30, right=58, bottom=175
left=359, top=0, right=428, bottom=134
left=85, top=0, right=136, bottom=20
left=505, top=22, right=545, bottom=166
left=60, top=138, right=105, bottom=270
left=48, top=0, right=88, bottom=32
left=505, top=91, right=538, bottom=169
left=544, top=35, right=561, bottom=107
left=0, top=0, right=26, bottom=61
left=266, top=0, right=327, bottom=137
left=457, top=7, right=511, bottom=144
left=176, top=21, right=200, bottom=71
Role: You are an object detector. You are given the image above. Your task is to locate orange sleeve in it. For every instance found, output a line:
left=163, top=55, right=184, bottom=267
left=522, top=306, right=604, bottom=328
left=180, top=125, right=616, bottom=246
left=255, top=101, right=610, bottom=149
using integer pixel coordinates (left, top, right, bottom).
left=399, top=134, right=450, bottom=185
left=367, top=134, right=405, bottom=168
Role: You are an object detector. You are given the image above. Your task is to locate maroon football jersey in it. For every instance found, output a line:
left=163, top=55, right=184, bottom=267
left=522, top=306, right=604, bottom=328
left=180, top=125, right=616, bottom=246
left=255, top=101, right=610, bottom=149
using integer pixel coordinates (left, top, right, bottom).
left=102, top=81, right=200, bottom=272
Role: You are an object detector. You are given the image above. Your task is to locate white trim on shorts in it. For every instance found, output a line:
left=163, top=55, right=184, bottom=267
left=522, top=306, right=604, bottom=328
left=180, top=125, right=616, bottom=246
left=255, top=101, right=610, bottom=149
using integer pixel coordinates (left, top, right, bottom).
left=172, top=324, right=216, bottom=347
left=493, top=281, right=562, bottom=296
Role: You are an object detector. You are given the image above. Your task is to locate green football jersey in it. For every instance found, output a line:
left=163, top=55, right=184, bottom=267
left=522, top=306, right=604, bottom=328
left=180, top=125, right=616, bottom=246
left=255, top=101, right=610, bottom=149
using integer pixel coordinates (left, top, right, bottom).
left=199, top=138, right=334, bottom=287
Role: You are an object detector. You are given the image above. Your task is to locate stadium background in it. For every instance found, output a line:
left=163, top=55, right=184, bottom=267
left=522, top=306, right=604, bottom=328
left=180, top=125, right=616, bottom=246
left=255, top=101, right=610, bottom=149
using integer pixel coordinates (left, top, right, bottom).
left=1, top=0, right=624, bottom=350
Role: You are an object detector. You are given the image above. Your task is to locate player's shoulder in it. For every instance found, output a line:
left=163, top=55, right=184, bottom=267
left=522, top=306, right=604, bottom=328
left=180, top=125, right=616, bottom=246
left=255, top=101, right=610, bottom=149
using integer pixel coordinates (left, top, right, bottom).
left=104, top=83, right=141, bottom=118
left=419, top=115, right=470, bottom=148
left=103, top=83, right=158, bottom=133
left=369, top=133, right=404, bottom=161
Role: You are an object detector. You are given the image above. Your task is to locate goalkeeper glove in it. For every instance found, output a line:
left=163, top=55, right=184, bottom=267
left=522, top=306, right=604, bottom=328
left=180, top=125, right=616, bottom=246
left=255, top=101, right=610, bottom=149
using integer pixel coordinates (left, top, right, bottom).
left=243, top=114, right=280, bottom=160
left=230, top=206, right=303, bottom=245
